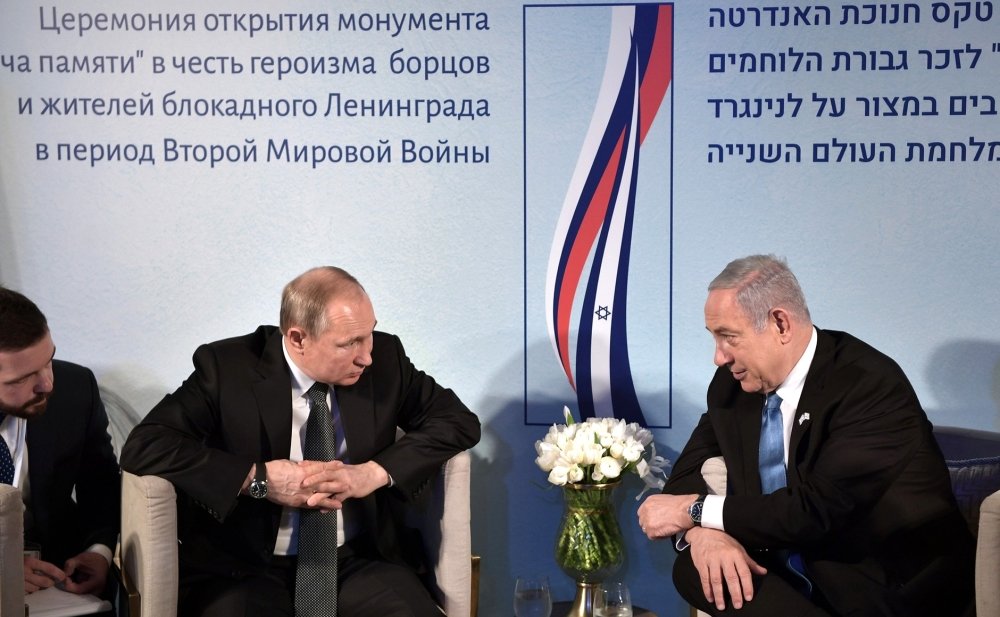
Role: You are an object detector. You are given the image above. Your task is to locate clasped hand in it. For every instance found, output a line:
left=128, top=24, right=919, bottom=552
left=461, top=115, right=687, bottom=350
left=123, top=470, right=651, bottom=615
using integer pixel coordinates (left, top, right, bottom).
left=637, top=493, right=698, bottom=538
left=23, top=551, right=108, bottom=595
left=263, top=459, right=389, bottom=512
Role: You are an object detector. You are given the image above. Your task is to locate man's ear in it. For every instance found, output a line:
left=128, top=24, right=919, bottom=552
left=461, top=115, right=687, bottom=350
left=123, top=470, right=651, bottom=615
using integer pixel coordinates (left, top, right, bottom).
left=286, top=327, right=308, bottom=353
left=772, top=308, right=793, bottom=340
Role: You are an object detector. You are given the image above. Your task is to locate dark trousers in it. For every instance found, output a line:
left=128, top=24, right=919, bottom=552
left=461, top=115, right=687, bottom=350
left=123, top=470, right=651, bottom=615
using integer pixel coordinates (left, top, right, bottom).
left=673, top=548, right=831, bottom=617
left=673, top=543, right=975, bottom=617
left=178, top=542, right=442, bottom=617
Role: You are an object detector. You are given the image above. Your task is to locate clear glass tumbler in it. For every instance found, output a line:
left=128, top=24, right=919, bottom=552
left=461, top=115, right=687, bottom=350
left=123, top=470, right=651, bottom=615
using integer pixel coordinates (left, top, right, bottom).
left=513, top=574, right=553, bottom=617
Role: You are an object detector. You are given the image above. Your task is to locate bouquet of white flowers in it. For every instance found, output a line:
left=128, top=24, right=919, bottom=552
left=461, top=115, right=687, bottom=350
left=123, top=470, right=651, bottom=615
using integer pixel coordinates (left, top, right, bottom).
left=534, top=407, right=667, bottom=498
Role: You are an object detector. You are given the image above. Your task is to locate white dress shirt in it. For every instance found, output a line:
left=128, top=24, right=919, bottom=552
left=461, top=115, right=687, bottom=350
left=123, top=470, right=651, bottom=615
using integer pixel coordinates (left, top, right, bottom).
left=701, top=327, right=819, bottom=530
left=275, top=339, right=358, bottom=555
left=0, top=413, right=113, bottom=564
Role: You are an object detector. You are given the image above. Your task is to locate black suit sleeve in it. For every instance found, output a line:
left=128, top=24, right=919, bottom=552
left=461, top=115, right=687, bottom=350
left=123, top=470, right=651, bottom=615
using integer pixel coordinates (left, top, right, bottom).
left=29, top=361, right=120, bottom=564
left=662, top=411, right=719, bottom=497
left=74, top=365, right=122, bottom=553
left=722, top=358, right=936, bottom=549
left=119, top=341, right=257, bottom=522
left=363, top=334, right=481, bottom=499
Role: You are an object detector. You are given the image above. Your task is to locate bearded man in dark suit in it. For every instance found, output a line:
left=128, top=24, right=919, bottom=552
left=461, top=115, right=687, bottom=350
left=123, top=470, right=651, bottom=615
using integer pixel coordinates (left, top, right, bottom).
left=0, top=287, right=120, bottom=599
left=638, top=255, right=974, bottom=617
left=121, top=266, right=481, bottom=617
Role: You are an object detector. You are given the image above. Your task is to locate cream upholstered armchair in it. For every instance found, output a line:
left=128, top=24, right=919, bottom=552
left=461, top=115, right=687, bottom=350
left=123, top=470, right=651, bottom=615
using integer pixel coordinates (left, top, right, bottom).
left=1, top=484, right=25, bottom=617
left=120, top=450, right=475, bottom=617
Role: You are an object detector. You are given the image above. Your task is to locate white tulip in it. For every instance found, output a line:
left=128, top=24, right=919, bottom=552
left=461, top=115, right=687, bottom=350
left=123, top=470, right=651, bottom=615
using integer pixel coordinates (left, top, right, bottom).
left=548, top=466, right=569, bottom=486
left=598, top=456, right=622, bottom=479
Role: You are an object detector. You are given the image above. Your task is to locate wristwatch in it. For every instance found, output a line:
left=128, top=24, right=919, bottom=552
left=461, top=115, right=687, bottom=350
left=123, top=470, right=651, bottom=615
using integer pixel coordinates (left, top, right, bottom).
left=688, top=494, right=707, bottom=526
left=249, top=462, right=268, bottom=499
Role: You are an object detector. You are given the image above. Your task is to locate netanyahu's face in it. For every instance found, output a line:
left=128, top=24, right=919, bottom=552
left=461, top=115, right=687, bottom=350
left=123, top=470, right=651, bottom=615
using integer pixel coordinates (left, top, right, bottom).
left=705, top=289, right=787, bottom=395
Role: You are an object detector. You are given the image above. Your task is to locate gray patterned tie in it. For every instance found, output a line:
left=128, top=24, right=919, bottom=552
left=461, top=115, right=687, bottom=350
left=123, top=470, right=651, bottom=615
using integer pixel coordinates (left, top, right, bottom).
left=295, top=382, right=339, bottom=617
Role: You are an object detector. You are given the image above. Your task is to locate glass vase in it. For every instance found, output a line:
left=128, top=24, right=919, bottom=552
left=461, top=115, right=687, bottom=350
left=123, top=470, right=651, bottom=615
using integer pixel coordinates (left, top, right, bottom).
left=554, top=480, right=624, bottom=617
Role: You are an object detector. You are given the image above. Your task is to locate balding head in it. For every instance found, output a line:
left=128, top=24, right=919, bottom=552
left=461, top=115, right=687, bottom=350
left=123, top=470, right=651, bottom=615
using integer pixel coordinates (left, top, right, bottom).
left=280, top=267, right=367, bottom=337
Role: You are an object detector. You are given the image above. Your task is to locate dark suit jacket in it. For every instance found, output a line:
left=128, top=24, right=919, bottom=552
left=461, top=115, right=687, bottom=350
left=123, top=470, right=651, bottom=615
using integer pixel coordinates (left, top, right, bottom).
left=25, top=360, right=121, bottom=566
left=119, top=326, right=481, bottom=582
left=664, top=328, right=974, bottom=615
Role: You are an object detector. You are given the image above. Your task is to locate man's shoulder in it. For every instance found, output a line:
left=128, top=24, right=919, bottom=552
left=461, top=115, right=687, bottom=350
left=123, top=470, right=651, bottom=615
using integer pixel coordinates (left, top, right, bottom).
left=201, top=325, right=280, bottom=356
left=817, top=328, right=903, bottom=374
left=51, top=359, right=98, bottom=392
left=372, top=330, right=399, bottom=346
left=52, top=358, right=95, bottom=378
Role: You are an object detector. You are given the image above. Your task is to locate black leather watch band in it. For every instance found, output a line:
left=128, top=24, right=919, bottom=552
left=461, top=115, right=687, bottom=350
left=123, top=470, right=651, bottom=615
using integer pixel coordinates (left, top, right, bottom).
left=688, top=494, right=707, bottom=525
left=249, top=462, right=268, bottom=499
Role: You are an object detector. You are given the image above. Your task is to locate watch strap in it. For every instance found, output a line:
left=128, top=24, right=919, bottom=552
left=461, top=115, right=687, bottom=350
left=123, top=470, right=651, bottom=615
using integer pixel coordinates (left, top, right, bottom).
left=689, top=494, right=707, bottom=525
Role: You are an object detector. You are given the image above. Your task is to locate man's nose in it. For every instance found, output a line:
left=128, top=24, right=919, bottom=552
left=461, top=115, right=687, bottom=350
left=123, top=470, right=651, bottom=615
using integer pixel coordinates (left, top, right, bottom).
left=355, top=347, right=373, bottom=367
left=35, top=367, right=54, bottom=393
left=713, top=344, right=731, bottom=367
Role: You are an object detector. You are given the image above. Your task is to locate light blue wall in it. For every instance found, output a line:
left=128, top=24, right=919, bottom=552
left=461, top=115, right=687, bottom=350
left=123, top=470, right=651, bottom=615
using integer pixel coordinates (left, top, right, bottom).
left=2, top=1, right=998, bottom=614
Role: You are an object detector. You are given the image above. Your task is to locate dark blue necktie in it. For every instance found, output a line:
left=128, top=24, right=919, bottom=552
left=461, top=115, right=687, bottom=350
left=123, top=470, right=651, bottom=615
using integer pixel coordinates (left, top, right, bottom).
left=758, top=392, right=812, bottom=595
left=0, top=413, right=15, bottom=485
left=295, top=382, right=339, bottom=617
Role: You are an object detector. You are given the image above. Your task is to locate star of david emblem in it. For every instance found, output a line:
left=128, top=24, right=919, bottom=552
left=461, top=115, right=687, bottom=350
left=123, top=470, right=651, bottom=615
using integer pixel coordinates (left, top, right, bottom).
left=595, top=305, right=611, bottom=320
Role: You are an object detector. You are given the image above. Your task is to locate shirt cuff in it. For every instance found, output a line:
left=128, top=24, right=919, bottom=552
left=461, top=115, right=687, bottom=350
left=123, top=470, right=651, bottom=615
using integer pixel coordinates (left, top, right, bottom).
left=674, top=530, right=690, bottom=551
left=702, top=494, right=726, bottom=531
left=85, top=544, right=114, bottom=566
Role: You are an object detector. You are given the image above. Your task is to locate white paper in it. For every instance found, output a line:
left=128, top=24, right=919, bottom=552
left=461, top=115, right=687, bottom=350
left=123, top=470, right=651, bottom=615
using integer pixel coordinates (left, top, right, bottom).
left=24, top=587, right=111, bottom=617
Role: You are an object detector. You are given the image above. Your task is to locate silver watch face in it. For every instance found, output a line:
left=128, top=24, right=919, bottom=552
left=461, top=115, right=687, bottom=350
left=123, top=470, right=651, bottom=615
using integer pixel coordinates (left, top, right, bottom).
left=249, top=479, right=268, bottom=499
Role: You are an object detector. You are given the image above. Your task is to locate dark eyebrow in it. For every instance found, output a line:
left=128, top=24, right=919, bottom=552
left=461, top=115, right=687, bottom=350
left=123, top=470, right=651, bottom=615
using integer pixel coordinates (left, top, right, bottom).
left=2, top=346, right=56, bottom=385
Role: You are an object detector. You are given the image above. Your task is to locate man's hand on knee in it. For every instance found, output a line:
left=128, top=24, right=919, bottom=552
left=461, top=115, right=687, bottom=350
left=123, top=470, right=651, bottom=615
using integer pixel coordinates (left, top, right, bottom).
left=687, top=527, right=767, bottom=611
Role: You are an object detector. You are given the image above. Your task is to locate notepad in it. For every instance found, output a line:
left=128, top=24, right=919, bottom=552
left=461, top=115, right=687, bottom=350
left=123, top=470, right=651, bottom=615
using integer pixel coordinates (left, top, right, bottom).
left=24, top=586, right=111, bottom=617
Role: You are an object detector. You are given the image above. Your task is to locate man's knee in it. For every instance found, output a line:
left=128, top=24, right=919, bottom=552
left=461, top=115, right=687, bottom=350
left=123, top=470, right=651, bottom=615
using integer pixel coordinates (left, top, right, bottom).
left=672, top=549, right=711, bottom=610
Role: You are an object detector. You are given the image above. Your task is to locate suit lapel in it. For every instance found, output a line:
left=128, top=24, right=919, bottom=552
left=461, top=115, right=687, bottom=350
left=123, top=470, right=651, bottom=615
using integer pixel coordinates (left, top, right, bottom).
left=788, top=329, right=833, bottom=484
left=335, top=370, right=375, bottom=463
left=735, top=393, right=766, bottom=494
left=253, top=331, right=294, bottom=460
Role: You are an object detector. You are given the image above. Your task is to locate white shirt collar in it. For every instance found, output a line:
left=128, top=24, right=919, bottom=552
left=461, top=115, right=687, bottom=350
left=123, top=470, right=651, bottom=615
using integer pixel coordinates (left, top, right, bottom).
left=774, top=326, right=818, bottom=413
left=281, top=336, right=316, bottom=399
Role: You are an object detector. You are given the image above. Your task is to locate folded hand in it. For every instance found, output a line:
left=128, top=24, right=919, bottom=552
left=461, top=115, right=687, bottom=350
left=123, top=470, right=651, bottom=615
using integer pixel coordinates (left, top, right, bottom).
left=62, top=551, right=108, bottom=595
left=23, top=555, right=65, bottom=594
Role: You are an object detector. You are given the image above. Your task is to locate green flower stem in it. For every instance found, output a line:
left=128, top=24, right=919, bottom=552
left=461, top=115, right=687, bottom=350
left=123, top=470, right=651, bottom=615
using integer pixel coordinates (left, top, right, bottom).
left=555, top=481, right=624, bottom=583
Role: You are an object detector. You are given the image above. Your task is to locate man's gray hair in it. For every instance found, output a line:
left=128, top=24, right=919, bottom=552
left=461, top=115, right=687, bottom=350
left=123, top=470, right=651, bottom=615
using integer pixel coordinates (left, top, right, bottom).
left=708, top=255, right=811, bottom=332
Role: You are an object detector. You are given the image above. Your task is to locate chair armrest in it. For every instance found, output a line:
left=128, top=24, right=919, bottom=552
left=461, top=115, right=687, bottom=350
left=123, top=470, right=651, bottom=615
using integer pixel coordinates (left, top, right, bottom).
left=691, top=458, right=727, bottom=617
left=977, top=489, right=1000, bottom=617
left=404, top=450, right=472, bottom=617
left=1, top=483, right=25, bottom=617
left=437, top=450, right=472, bottom=617
left=701, top=457, right=727, bottom=496
left=121, top=471, right=179, bottom=617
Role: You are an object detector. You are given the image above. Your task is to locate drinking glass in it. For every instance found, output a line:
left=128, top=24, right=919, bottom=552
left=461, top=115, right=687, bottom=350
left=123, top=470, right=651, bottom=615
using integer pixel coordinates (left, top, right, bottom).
left=594, top=580, right=633, bottom=617
left=513, top=575, right=552, bottom=617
